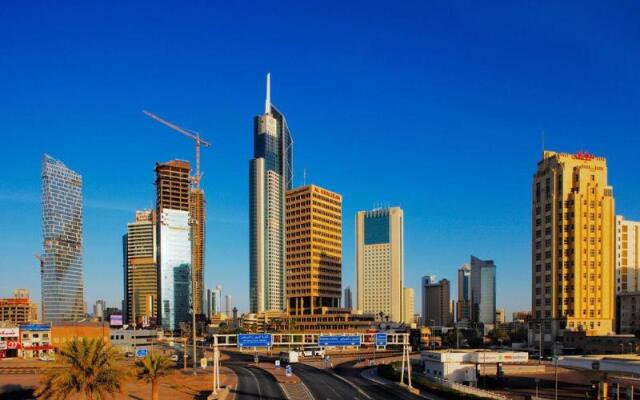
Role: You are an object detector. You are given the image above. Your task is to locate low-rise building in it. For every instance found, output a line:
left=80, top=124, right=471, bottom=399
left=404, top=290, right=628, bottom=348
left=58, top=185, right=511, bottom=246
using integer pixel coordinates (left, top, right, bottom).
left=109, top=328, right=163, bottom=353
left=0, top=327, right=20, bottom=358
left=563, top=331, right=639, bottom=355
left=19, top=323, right=54, bottom=359
left=421, top=350, right=529, bottom=384
left=51, top=322, right=110, bottom=351
left=0, top=289, right=38, bottom=324
left=617, top=291, right=640, bottom=334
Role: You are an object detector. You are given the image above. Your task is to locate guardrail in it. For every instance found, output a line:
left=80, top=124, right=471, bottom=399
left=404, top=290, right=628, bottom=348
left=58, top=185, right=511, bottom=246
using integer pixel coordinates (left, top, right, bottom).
left=432, top=377, right=510, bottom=400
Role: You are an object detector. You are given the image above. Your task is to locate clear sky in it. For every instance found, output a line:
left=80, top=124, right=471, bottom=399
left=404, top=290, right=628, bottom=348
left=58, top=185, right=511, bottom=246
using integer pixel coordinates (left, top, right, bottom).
left=1, top=1, right=639, bottom=319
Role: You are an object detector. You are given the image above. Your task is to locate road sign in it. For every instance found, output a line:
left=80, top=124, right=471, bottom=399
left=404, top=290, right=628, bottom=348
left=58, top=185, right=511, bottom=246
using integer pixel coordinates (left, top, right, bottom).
left=375, top=332, right=387, bottom=346
left=200, top=358, right=208, bottom=368
left=318, top=335, right=361, bottom=347
left=285, top=364, right=292, bottom=377
left=238, top=334, right=272, bottom=348
left=275, top=360, right=281, bottom=368
left=135, top=348, right=148, bottom=358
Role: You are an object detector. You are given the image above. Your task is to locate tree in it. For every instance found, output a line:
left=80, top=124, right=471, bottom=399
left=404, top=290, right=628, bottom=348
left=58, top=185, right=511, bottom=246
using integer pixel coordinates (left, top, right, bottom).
left=35, top=337, right=127, bottom=400
left=135, top=352, right=174, bottom=400
left=488, top=328, right=509, bottom=345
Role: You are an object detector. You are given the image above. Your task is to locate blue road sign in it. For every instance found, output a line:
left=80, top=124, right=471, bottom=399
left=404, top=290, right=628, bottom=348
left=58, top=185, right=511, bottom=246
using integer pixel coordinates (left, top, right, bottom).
left=285, top=364, right=292, bottom=377
left=238, top=334, right=272, bottom=348
left=135, top=348, right=148, bottom=358
left=318, top=335, right=361, bottom=347
left=375, top=332, right=387, bottom=346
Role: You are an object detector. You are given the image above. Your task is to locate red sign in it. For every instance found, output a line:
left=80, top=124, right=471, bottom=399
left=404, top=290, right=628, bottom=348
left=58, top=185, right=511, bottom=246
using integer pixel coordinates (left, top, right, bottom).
left=6, top=341, right=19, bottom=350
left=0, top=351, right=5, bottom=358
left=575, top=151, right=595, bottom=161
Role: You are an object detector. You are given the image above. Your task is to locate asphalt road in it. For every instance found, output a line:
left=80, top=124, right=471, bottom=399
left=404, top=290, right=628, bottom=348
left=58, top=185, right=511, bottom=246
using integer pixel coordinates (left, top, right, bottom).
left=223, top=351, right=286, bottom=400
left=294, top=363, right=371, bottom=400
left=333, top=360, right=429, bottom=400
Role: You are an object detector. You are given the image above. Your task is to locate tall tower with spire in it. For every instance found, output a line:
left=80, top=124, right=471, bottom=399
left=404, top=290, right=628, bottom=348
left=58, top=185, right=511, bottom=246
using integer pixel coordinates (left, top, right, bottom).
left=249, top=73, right=293, bottom=313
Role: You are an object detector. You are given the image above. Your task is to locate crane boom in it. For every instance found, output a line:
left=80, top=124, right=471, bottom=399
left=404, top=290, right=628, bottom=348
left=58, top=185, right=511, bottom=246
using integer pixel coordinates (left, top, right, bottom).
left=143, top=110, right=211, bottom=188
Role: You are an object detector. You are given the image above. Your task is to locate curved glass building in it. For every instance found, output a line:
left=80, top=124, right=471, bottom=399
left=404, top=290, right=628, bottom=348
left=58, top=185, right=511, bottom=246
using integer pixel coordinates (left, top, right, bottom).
left=250, top=73, right=293, bottom=313
left=41, top=154, right=84, bottom=322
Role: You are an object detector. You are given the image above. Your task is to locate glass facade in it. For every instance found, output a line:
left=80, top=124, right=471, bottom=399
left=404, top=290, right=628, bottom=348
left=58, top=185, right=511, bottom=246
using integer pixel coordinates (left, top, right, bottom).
left=470, top=256, right=496, bottom=325
left=159, top=209, right=191, bottom=331
left=249, top=92, right=293, bottom=313
left=41, top=154, right=84, bottom=322
left=364, top=211, right=390, bottom=244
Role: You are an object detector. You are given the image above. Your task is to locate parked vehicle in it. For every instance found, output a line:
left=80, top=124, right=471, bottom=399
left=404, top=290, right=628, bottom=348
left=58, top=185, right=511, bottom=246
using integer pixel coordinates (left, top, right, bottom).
left=302, top=347, right=325, bottom=358
left=170, top=354, right=179, bottom=361
left=280, top=351, right=299, bottom=363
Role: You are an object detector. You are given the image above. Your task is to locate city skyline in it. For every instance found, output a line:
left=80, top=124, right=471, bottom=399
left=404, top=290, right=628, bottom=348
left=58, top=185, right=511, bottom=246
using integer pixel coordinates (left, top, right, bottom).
left=2, top=2, right=640, bottom=319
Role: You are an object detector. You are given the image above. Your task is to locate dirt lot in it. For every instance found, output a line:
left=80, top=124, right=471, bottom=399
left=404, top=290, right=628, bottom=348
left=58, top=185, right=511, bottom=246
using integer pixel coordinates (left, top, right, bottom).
left=0, top=359, right=236, bottom=400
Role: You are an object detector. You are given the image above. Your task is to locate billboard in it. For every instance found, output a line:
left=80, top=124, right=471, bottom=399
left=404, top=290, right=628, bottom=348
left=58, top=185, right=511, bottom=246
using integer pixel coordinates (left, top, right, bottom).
left=20, top=324, right=51, bottom=332
left=110, top=315, right=123, bottom=326
left=0, top=328, right=19, bottom=337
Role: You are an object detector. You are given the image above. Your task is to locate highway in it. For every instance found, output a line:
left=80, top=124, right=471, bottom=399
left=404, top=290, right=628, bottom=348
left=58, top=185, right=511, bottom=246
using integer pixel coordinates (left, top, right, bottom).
left=294, top=363, right=370, bottom=399
left=333, top=360, right=429, bottom=400
left=224, top=351, right=287, bottom=400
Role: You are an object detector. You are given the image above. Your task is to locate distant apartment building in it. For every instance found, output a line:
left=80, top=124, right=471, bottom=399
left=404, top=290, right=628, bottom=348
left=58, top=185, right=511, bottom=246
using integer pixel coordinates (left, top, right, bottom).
left=615, top=216, right=640, bottom=293
left=285, top=185, right=342, bottom=315
left=422, top=277, right=452, bottom=327
left=456, top=264, right=472, bottom=323
left=41, top=154, right=84, bottom=322
left=344, top=286, right=353, bottom=310
left=531, top=151, right=615, bottom=348
left=356, top=207, right=404, bottom=322
left=615, top=216, right=640, bottom=333
left=123, top=210, right=158, bottom=326
left=0, top=289, right=38, bottom=324
left=496, top=308, right=506, bottom=324
left=404, top=288, right=415, bottom=324
left=155, top=160, right=192, bottom=331
left=471, top=256, right=496, bottom=325
left=93, top=300, right=106, bottom=322
left=249, top=74, right=293, bottom=313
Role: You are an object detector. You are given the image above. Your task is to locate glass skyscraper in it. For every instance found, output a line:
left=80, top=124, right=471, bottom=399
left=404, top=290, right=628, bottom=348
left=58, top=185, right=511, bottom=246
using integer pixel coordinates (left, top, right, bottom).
left=249, top=73, right=293, bottom=313
left=41, top=154, right=84, bottom=322
left=470, top=255, right=496, bottom=325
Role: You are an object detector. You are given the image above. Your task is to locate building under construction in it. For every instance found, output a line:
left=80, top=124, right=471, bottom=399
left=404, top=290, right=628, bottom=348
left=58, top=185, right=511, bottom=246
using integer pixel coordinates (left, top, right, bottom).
left=190, top=187, right=205, bottom=315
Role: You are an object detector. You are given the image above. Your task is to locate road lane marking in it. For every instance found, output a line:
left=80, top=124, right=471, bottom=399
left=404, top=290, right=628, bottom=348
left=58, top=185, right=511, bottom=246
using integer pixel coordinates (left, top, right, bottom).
left=245, top=367, right=263, bottom=400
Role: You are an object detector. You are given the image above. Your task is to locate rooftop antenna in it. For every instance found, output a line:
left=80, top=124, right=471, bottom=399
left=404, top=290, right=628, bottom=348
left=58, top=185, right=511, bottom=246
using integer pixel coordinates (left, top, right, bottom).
left=265, top=72, right=271, bottom=114
left=541, top=130, right=545, bottom=154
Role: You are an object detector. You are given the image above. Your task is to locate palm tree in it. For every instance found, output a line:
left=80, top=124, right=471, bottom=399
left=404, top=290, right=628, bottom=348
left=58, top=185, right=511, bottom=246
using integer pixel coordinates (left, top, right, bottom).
left=35, top=337, right=127, bottom=400
left=135, top=352, right=174, bottom=400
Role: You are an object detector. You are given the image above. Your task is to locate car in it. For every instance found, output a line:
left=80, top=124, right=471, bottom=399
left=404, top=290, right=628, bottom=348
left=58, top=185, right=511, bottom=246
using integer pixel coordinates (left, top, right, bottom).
left=170, top=354, right=179, bottom=361
left=302, top=347, right=325, bottom=358
left=125, top=352, right=134, bottom=358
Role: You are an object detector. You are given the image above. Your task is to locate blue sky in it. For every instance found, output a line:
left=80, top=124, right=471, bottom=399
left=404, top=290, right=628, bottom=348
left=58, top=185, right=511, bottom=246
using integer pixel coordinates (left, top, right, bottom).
left=1, top=1, right=639, bottom=319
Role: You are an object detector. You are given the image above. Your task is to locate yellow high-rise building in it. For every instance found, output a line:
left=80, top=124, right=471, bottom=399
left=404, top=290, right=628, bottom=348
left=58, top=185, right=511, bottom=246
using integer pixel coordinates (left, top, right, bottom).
left=285, top=185, right=342, bottom=315
left=532, top=151, right=615, bottom=345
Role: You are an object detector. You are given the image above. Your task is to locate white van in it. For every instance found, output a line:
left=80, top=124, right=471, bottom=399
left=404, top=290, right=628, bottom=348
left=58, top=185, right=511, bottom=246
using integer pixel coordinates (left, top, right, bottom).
left=302, top=347, right=325, bottom=358
left=280, top=351, right=299, bottom=363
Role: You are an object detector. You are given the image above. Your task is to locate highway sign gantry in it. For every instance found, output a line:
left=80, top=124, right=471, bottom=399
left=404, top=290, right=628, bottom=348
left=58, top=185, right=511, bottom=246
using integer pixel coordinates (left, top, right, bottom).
left=238, top=333, right=273, bottom=348
left=318, top=335, right=361, bottom=347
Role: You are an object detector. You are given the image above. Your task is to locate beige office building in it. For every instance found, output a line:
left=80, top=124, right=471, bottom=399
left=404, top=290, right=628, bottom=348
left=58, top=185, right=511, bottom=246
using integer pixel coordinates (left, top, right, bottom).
left=124, top=210, right=157, bottom=325
left=356, top=207, right=404, bottom=322
left=531, top=151, right=615, bottom=347
left=616, top=216, right=640, bottom=293
left=403, top=288, right=415, bottom=324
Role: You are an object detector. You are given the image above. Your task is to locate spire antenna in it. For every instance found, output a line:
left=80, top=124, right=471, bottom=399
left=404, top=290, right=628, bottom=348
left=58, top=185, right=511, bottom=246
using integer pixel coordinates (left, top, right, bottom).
left=265, top=72, right=271, bottom=114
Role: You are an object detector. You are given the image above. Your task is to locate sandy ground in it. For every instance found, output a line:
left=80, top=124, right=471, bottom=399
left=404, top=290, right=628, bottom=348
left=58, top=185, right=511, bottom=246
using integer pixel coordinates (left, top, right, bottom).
left=0, top=363, right=237, bottom=399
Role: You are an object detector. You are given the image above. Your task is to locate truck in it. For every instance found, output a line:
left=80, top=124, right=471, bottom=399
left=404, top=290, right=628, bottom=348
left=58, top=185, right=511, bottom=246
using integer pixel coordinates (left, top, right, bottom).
left=279, top=351, right=299, bottom=363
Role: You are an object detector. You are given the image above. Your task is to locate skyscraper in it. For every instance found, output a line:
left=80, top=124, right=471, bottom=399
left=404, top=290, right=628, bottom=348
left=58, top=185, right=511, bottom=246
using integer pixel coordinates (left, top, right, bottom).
left=285, top=185, right=342, bottom=315
left=456, top=264, right=472, bottom=323
left=421, top=277, right=451, bottom=327
left=190, top=187, right=205, bottom=315
left=225, top=295, right=232, bottom=316
left=356, top=207, right=404, bottom=322
left=156, top=160, right=192, bottom=331
left=344, top=286, right=353, bottom=310
left=470, top=256, right=496, bottom=325
left=250, top=73, right=293, bottom=313
left=532, top=151, right=615, bottom=345
left=123, top=210, right=158, bottom=325
left=41, top=154, right=84, bottom=322
left=94, top=299, right=106, bottom=321
left=212, top=285, right=222, bottom=314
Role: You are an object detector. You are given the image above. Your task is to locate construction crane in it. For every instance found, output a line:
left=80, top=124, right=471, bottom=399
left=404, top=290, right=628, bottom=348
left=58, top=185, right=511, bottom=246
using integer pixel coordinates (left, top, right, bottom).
left=142, top=110, right=211, bottom=188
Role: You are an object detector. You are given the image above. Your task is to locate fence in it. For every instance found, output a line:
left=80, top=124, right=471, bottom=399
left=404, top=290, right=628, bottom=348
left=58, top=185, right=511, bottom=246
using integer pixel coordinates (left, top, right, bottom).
left=432, top=376, right=511, bottom=400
